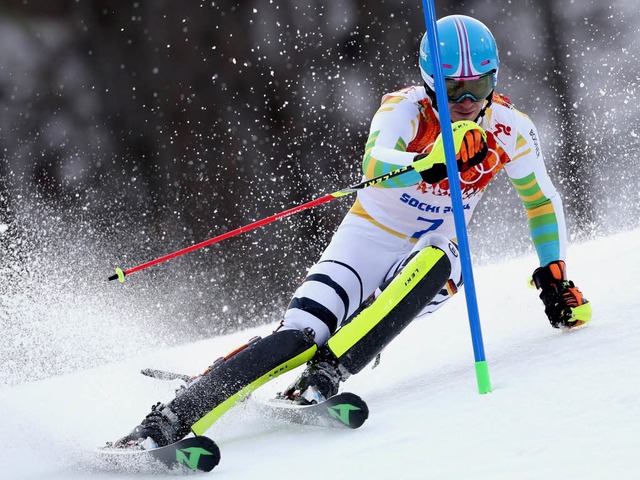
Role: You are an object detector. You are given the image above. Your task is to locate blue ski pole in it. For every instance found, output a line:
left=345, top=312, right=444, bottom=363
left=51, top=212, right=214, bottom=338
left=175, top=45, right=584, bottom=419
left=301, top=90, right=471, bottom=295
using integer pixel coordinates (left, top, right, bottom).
left=420, top=0, right=492, bottom=394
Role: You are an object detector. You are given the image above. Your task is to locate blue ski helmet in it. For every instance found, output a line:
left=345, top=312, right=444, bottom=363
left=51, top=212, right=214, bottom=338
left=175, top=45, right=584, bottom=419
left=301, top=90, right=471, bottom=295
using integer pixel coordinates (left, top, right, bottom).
left=419, top=15, right=499, bottom=89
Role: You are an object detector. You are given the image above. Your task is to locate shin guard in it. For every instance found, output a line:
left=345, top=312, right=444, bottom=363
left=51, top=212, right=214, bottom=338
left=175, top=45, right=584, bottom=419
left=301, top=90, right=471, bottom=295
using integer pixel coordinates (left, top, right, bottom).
left=169, top=330, right=317, bottom=436
left=326, top=245, right=451, bottom=374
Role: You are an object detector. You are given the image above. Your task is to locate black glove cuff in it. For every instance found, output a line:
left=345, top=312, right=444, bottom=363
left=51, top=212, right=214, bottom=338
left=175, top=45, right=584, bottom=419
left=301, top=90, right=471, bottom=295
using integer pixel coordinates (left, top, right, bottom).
left=532, top=260, right=566, bottom=290
left=532, top=266, right=554, bottom=290
left=414, top=154, right=448, bottom=184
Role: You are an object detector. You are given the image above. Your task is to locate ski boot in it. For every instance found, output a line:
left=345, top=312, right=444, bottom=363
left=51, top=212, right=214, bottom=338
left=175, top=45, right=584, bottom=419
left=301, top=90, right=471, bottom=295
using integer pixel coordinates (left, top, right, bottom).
left=279, top=348, right=350, bottom=405
left=112, top=402, right=186, bottom=450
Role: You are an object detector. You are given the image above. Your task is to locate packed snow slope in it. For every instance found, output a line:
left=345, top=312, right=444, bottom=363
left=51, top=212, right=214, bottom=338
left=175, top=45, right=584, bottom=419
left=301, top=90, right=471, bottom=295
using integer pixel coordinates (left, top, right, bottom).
left=1, top=228, right=638, bottom=479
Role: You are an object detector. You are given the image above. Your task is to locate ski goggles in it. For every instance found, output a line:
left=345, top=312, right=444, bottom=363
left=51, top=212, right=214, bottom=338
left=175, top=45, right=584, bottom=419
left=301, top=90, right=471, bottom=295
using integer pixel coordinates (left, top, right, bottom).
left=445, top=72, right=494, bottom=103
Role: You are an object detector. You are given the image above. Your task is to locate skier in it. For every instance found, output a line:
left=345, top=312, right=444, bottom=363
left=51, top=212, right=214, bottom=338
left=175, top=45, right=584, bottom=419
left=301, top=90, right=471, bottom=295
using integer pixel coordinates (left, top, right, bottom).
left=114, top=14, right=591, bottom=449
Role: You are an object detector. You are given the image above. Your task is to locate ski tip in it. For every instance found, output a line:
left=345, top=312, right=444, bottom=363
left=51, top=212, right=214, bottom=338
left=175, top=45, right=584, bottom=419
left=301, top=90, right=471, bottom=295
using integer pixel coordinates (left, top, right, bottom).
left=175, top=436, right=221, bottom=472
left=258, top=391, right=369, bottom=430
left=94, top=435, right=221, bottom=473
left=331, top=392, right=369, bottom=429
left=140, top=367, right=191, bottom=382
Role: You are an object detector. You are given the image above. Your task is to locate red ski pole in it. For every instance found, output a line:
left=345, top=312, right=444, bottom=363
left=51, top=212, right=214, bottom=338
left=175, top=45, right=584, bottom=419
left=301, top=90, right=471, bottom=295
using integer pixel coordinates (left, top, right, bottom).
left=108, top=162, right=418, bottom=282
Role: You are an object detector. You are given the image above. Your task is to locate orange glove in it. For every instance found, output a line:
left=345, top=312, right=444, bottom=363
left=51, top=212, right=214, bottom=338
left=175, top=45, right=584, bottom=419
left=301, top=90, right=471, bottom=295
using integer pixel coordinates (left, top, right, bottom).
left=456, top=128, right=488, bottom=172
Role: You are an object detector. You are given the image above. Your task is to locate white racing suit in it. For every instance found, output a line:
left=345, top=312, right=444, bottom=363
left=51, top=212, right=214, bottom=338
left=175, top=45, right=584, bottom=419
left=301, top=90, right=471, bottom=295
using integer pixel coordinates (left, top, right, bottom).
left=281, top=86, right=567, bottom=347
left=117, top=87, right=570, bottom=445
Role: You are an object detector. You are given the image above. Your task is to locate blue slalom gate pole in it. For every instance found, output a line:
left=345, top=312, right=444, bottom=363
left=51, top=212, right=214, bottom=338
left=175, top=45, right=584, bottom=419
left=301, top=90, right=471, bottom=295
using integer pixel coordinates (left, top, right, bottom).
left=420, top=0, right=492, bottom=394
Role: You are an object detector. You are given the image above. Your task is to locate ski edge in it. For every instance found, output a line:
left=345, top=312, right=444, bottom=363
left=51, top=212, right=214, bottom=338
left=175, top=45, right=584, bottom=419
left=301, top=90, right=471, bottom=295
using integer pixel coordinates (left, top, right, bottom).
left=257, top=391, right=369, bottom=429
left=95, top=435, right=221, bottom=473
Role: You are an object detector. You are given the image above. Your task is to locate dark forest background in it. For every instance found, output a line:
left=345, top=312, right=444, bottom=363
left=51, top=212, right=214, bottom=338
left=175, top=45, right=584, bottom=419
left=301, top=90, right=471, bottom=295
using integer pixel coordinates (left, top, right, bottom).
left=0, top=1, right=639, bottom=382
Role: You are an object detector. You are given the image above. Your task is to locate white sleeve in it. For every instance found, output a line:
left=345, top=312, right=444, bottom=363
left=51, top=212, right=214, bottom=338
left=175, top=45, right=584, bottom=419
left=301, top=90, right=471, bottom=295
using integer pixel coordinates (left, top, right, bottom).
left=503, top=114, right=568, bottom=265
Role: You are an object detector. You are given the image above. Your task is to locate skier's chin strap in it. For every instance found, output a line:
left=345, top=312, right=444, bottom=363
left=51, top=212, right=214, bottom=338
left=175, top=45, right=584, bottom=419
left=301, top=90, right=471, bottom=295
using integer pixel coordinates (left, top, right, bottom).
left=424, top=83, right=493, bottom=124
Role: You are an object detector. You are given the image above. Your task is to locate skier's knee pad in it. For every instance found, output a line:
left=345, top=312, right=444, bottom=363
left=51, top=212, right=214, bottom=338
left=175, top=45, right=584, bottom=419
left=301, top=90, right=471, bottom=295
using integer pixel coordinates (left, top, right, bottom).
left=326, top=244, right=452, bottom=375
left=397, top=233, right=461, bottom=284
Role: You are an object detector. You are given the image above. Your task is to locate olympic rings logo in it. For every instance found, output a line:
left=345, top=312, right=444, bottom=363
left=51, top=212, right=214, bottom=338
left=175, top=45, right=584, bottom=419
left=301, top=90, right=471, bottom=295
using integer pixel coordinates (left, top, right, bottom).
left=459, top=148, right=500, bottom=185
